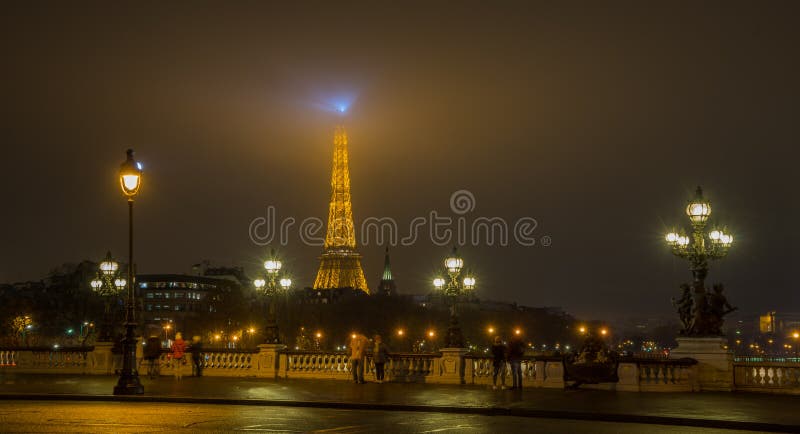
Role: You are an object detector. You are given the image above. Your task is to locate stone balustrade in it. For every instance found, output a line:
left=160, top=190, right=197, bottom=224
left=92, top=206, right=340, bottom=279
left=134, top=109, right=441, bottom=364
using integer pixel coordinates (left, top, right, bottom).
left=733, top=358, right=800, bottom=394
left=282, top=351, right=352, bottom=379
left=158, top=348, right=258, bottom=377
left=5, top=344, right=800, bottom=395
left=0, top=346, right=92, bottom=374
left=629, top=358, right=697, bottom=392
left=464, top=355, right=542, bottom=387
left=366, top=352, right=438, bottom=382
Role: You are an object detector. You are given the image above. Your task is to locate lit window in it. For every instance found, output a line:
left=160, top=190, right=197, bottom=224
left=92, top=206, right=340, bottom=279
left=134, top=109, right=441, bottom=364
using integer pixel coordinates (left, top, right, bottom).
left=145, top=293, right=154, bottom=299
left=140, top=282, right=148, bottom=289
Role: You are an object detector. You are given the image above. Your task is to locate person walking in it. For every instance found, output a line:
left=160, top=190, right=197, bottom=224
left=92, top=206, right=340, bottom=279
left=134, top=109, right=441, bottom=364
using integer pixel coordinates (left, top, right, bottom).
left=491, top=336, right=507, bottom=390
left=349, top=333, right=367, bottom=384
left=190, top=335, right=203, bottom=377
left=171, top=332, right=187, bottom=380
left=373, top=334, right=390, bottom=383
left=508, top=334, right=525, bottom=389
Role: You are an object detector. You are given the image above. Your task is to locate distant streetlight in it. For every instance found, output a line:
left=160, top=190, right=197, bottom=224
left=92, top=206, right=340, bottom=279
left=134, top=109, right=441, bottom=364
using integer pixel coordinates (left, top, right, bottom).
left=487, top=326, right=495, bottom=335
left=253, top=249, right=292, bottom=344
left=90, top=251, right=126, bottom=342
left=578, top=326, right=587, bottom=335
left=113, top=148, right=144, bottom=395
left=432, top=246, right=476, bottom=348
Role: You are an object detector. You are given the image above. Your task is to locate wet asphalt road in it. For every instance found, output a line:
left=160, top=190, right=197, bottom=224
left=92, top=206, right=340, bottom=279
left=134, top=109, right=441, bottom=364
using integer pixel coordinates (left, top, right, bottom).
left=0, top=401, right=760, bottom=433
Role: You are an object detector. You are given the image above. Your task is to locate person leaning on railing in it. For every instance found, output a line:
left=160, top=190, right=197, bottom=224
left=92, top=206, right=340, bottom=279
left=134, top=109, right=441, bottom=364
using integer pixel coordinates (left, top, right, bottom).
left=491, top=336, right=507, bottom=390
left=373, top=334, right=390, bottom=383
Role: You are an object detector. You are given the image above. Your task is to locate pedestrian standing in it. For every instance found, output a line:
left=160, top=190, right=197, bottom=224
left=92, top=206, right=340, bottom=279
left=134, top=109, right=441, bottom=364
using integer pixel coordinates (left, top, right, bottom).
left=373, top=334, right=390, bottom=383
left=350, top=333, right=367, bottom=384
left=171, top=332, right=187, bottom=380
left=143, top=332, right=162, bottom=379
left=190, top=335, right=203, bottom=377
left=491, top=336, right=507, bottom=390
left=508, top=335, right=525, bottom=389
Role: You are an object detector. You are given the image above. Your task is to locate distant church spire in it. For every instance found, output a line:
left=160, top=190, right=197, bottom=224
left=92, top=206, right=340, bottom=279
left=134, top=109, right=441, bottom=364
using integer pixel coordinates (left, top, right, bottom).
left=377, top=246, right=397, bottom=296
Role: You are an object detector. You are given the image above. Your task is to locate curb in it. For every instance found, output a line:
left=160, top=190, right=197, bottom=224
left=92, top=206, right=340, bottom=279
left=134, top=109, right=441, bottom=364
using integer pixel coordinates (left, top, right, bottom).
left=1, top=393, right=799, bottom=433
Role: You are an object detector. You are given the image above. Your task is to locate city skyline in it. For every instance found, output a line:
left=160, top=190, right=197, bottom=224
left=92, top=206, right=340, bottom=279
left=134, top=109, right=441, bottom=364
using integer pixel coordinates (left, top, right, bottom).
left=1, top=3, right=797, bottom=320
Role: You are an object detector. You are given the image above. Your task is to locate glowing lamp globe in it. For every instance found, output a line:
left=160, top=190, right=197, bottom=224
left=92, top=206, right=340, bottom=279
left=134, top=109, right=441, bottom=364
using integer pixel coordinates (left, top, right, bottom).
left=709, top=230, right=722, bottom=242
left=665, top=232, right=679, bottom=244
left=445, top=256, right=463, bottom=274
left=677, top=236, right=690, bottom=247
left=114, top=278, right=127, bottom=291
left=90, top=276, right=103, bottom=292
left=279, top=277, right=292, bottom=290
left=433, top=277, right=445, bottom=289
left=720, top=233, right=733, bottom=247
left=686, top=186, right=711, bottom=224
left=463, top=276, right=476, bottom=289
left=253, top=278, right=266, bottom=290
left=119, top=149, right=143, bottom=198
left=99, top=251, right=119, bottom=276
left=264, top=259, right=282, bottom=274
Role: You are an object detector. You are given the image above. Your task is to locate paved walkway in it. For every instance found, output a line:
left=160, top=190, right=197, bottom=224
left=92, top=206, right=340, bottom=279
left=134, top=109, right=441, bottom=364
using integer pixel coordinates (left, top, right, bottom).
left=2, top=373, right=800, bottom=432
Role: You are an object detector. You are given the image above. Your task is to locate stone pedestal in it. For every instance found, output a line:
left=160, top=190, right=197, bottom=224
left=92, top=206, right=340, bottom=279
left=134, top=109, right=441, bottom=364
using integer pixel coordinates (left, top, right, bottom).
left=670, top=336, right=732, bottom=391
left=256, top=344, right=285, bottom=378
left=90, top=342, right=115, bottom=375
left=542, top=360, right=565, bottom=388
left=433, top=348, right=468, bottom=384
left=616, top=362, right=640, bottom=392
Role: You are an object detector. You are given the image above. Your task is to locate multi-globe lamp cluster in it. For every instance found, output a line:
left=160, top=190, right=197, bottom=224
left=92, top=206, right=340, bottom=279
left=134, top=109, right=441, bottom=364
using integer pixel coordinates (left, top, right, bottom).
left=664, top=186, right=734, bottom=290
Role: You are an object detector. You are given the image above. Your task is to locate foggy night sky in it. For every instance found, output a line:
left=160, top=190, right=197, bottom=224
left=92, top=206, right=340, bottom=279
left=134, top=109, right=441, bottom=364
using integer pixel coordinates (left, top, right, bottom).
left=0, top=2, right=797, bottom=320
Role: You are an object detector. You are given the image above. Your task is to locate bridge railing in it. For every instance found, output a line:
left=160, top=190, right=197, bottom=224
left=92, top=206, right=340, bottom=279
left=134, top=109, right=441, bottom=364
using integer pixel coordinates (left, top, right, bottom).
left=627, top=357, right=697, bottom=392
left=281, top=350, right=441, bottom=382
left=282, top=350, right=352, bottom=379
left=13, top=344, right=800, bottom=394
left=0, top=346, right=93, bottom=373
left=733, top=359, right=800, bottom=393
left=464, top=354, right=545, bottom=387
left=158, top=348, right=259, bottom=377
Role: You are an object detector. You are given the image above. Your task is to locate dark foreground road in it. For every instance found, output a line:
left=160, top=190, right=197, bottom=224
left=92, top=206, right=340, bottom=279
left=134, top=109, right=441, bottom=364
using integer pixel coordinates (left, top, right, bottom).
left=0, top=401, right=760, bottom=433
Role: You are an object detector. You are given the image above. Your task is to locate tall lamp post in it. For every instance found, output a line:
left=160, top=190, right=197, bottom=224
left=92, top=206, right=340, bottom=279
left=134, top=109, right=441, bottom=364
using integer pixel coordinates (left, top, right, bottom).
left=114, top=149, right=144, bottom=395
left=90, top=251, right=127, bottom=342
left=253, top=249, right=292, bottom=344
left=664, top=186, right=734, bottom=336
left=432, top=246, right=476, bottom=348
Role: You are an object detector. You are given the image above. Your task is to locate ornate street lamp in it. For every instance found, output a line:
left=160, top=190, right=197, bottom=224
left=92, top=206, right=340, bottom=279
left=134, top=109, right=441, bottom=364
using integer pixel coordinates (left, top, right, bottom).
left=114, top=149, right=144, bottom=395
left=253, top=249, right=292, bottom=344
left=664, top=186, right=735, bottom=336
left=432, top=246, right=476, bottom=348
left=90, top=251, right=126, bottom=342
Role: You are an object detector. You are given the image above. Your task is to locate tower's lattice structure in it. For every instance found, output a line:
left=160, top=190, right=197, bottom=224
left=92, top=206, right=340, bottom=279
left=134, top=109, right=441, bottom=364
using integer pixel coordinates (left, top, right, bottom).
left=313, top=126, right=369, bottom=293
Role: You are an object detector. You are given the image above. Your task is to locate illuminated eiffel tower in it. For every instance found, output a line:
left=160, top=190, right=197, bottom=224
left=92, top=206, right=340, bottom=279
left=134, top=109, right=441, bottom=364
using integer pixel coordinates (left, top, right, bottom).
left=313, top=126, right=369, bottom=294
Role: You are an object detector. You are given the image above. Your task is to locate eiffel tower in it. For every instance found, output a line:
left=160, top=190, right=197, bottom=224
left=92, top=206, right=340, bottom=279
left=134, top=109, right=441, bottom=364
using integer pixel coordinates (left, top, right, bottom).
left=313, top=126, right=369, bottom=294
